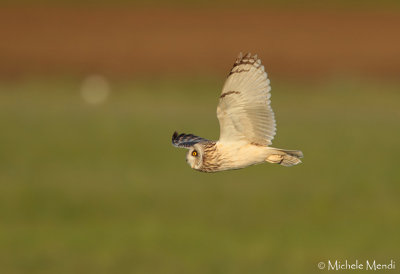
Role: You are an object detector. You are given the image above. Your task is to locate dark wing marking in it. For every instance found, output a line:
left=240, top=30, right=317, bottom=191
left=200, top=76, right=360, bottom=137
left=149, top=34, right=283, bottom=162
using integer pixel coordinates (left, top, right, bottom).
left=171, top=131, right=210, bottom=148
left=220, top=91, right=240, bottom=98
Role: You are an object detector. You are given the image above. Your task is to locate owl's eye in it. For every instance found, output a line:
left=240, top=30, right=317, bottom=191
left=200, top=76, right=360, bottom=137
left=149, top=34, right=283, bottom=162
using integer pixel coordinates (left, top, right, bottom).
left=192, top=150, right=198, bottom=157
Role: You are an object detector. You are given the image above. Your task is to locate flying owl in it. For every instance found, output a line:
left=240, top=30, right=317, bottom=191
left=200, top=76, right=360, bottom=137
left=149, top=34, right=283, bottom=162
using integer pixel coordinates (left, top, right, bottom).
left=172, top=53, right=303, bottom=172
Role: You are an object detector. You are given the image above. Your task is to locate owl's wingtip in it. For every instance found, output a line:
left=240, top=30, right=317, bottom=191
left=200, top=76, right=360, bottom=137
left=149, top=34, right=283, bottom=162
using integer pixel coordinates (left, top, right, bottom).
left=236, top=52, right=260, bottom=63
left=172, top=131, right=179, bottom=147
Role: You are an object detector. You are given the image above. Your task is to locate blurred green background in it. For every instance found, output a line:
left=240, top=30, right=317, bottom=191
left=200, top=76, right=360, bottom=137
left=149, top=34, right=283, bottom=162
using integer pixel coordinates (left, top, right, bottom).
left=0, top=2, right=399, bottom=274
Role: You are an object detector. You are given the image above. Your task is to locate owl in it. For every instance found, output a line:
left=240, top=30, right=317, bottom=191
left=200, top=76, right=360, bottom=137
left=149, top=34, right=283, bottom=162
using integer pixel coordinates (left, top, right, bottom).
left=172, top=53, right=303, bottom=172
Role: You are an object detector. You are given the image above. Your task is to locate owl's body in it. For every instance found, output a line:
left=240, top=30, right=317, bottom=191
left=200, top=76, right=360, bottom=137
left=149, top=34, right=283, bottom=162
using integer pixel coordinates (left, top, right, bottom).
left=172, top=53, right=303, bottom=172
left=215, top=142, right=270, bottom=170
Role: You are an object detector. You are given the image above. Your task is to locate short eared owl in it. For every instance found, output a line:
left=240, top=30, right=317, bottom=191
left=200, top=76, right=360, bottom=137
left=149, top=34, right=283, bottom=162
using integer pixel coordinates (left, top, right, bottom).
left=172, top=53, right=303, bottom=172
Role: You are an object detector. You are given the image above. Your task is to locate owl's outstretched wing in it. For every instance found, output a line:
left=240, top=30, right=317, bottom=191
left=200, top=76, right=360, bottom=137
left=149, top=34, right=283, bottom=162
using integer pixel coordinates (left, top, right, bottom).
left=217, top=53, right=276, bottom=146
left=171, top=132, right=210, bottom=148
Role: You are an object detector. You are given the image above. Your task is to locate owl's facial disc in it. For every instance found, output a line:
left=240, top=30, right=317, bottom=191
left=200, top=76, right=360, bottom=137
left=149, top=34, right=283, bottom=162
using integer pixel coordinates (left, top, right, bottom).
left=186, top=145, right=203, bottom=169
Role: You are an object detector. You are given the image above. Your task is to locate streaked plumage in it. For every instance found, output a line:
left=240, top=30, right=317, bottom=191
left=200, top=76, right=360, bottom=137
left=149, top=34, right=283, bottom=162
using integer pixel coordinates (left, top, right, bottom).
left=172, top=53, right=303, bottom=172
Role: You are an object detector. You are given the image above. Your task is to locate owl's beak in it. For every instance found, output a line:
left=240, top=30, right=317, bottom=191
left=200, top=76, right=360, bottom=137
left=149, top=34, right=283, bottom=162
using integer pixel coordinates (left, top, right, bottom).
left=185, top=158, right=195, bottom=169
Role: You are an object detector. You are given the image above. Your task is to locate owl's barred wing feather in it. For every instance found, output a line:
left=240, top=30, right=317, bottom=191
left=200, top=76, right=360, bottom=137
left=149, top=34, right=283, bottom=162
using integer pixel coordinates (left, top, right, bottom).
left=217, top=53, right=276, bottom=146
left=171, top=132, right=210, bottom=148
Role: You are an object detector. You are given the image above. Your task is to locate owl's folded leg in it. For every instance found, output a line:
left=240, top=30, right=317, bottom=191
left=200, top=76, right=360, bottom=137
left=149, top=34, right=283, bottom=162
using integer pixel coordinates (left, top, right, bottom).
left=265, top=148, right=303, bottom=167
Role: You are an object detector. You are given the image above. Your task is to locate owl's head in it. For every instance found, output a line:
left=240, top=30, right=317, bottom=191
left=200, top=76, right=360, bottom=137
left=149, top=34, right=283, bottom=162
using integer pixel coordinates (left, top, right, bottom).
left=186, top=144, right=204, bottom=170
left=172, top=132, right=217, bottom=172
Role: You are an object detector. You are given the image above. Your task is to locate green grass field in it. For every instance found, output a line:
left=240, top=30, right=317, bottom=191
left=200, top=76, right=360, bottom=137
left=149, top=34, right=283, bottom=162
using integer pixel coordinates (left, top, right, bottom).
left=0, top=77, right=399, bottom=273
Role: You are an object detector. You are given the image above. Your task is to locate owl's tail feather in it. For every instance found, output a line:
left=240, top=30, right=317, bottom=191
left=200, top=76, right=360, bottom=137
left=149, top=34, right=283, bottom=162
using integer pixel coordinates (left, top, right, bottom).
left=265, top=148, right=303, bottom=167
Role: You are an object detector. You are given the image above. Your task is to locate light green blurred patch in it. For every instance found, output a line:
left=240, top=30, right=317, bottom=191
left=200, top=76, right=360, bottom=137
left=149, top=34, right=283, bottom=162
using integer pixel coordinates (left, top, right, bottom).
left=0, top=77, right=399, bottom=274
